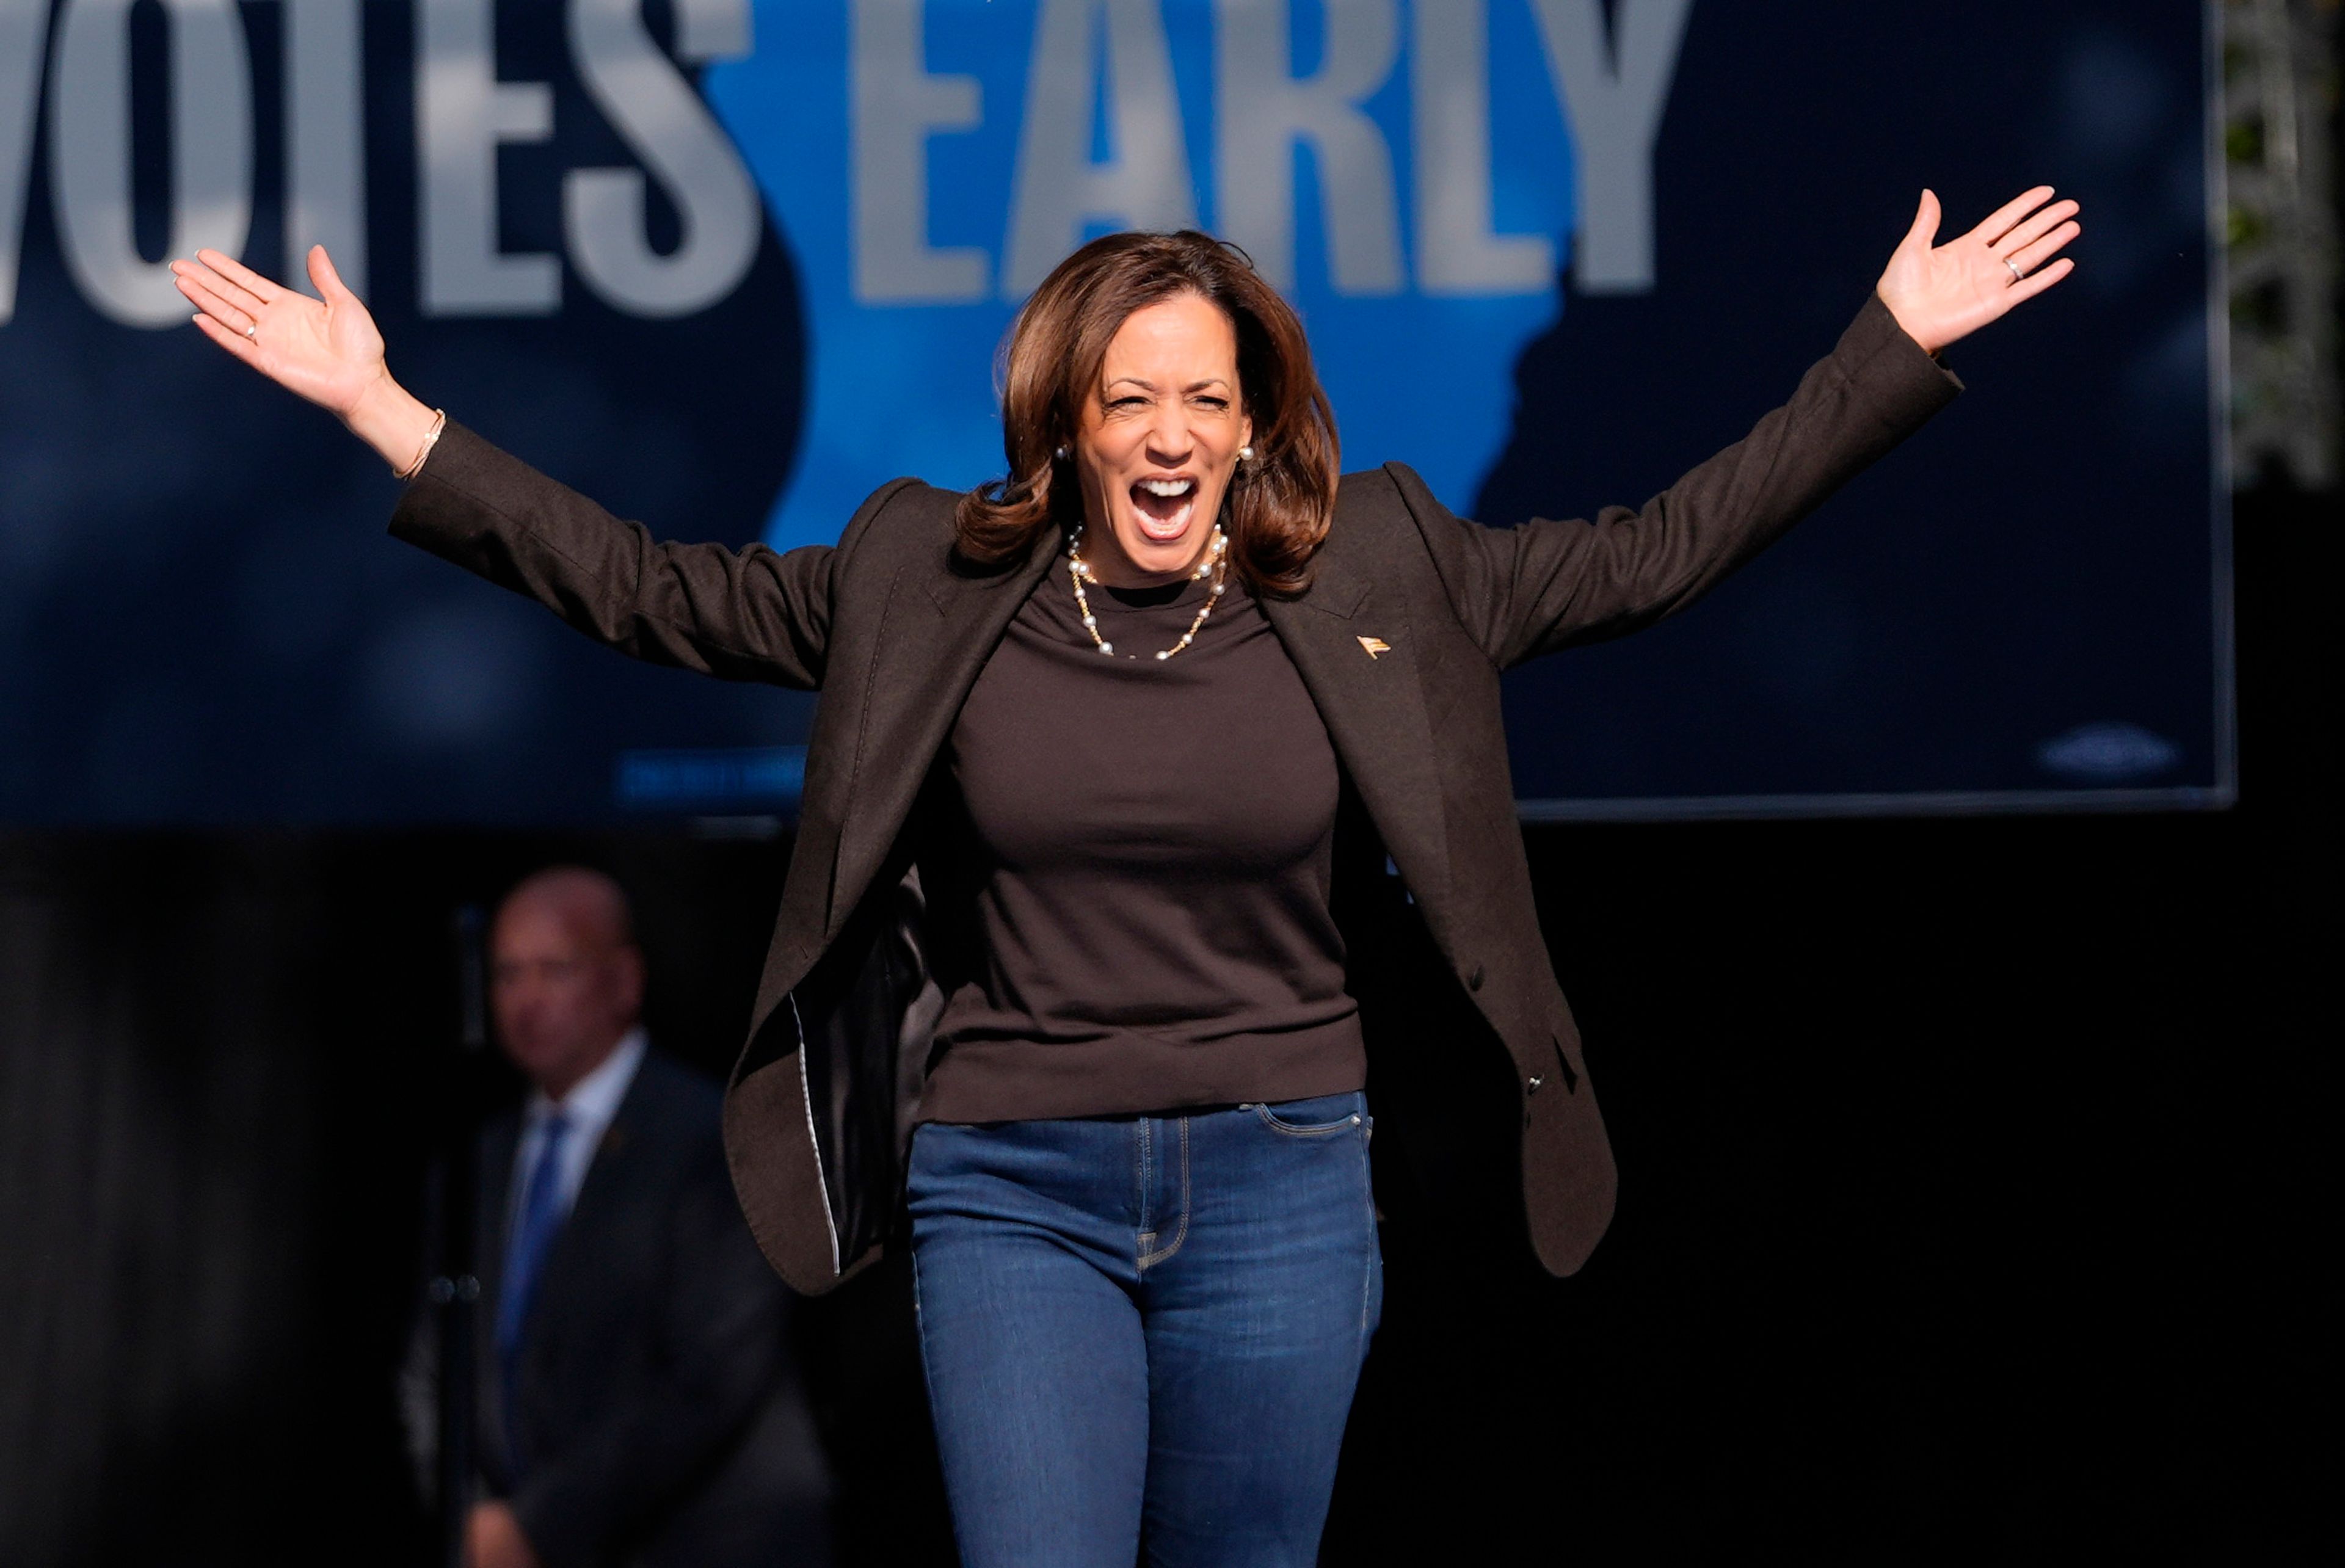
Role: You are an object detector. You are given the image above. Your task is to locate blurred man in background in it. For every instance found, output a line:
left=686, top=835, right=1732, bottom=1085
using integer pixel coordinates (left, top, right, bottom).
left=410, top=866, right=827, bottom=1568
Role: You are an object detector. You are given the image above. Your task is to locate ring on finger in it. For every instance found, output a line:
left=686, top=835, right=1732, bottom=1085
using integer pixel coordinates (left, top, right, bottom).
left=2004, top=256, right=2025, bottom=283
left=244, top=321, right=258, bottom=340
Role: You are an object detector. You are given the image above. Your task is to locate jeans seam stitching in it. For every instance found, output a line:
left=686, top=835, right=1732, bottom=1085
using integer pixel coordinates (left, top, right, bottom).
left=1252, top=1100, right=1359, bottom=1138
left=1138, top=1117, right=1191, bottom=1270
left=1135, top=1117, right=1152, bottom=1260
left=909, top=1245, right=950, bottom=1463
left=1358, top=1117, right=1377, bottom=1340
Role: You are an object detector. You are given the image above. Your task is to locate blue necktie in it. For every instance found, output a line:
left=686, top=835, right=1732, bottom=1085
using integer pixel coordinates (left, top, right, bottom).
left=496, top=1112, right=570, bottom=1470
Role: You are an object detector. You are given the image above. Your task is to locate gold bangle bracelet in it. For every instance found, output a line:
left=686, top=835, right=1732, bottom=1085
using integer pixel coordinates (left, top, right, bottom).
left=395, top=408, right=448, bottom=481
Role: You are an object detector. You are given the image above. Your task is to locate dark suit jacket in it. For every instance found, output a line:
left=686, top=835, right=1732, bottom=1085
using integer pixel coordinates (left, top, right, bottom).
left=393, top=292, right=1960, bottom=1295
left=474, top=1050, right=801, bottom=1568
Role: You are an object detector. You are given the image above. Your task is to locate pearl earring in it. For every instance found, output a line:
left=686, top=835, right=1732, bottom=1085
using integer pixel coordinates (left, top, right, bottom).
left=1054, top=445, right=1069, bottom=462
left=1239, top=445, right=1255, bottom=461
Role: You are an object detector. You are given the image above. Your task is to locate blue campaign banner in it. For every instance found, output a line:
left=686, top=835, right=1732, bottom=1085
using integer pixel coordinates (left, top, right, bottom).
left=0, top=0, right=2225, bottom=823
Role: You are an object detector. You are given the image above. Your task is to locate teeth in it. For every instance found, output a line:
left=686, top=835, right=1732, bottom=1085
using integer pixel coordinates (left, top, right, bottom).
left=1138, top=477, right=1194, bottom=496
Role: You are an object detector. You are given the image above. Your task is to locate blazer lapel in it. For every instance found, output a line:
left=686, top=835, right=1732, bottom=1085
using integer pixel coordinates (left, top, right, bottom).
left=473, top=1112, right=520, bottom=1467
left=1260, top=554, right=1452, bottom=904
left=824, top=537, right=1058, bottom=938
left=476, top=1113, right=520, bottom=1305
left=538, top=1108, right=634, bottom=1302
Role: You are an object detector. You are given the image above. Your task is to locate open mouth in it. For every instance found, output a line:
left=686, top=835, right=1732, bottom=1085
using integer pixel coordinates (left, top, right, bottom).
left=1129, top=476, right=1198, bottom=541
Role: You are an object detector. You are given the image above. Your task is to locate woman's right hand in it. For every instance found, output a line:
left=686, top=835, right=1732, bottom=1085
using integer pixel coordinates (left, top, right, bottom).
left=172, top=244, right=442, bottom=475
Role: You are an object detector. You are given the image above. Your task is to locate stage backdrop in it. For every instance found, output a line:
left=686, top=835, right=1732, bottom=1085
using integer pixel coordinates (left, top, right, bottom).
left=0, top=0, right=2227, bottom=823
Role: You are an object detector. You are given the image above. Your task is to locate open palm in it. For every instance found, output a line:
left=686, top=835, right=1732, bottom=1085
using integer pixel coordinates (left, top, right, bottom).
left=171, top=244, right=388, bottom=417
left=1877, top=187, right=2080, bottom=355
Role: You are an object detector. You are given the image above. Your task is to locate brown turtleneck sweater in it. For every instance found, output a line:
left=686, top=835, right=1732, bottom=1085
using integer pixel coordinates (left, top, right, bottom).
left=914, top=546, right=1366, bottom=1124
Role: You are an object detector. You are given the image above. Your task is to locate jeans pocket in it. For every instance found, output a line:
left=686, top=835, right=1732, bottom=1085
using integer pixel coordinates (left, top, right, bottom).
left=1249, top=1093, right=1365, bottom=1137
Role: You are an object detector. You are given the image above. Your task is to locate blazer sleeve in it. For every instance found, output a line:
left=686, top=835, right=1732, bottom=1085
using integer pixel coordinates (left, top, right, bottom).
left=1394, top=291, right=1963, bottom=670
left=388, top=421, right=920, bottom=691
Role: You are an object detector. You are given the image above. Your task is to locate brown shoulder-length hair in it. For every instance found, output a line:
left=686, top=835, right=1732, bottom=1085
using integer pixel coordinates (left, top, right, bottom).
left=954, top=230, right=1339, bottom=597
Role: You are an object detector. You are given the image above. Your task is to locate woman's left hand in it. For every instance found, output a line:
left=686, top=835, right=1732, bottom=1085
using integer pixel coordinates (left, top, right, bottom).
left=1875, top=186, right=2080, bottom=355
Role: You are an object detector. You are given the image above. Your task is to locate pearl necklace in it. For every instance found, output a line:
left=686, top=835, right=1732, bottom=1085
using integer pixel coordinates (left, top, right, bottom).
left=1066, top=525, right=1228, bottom=661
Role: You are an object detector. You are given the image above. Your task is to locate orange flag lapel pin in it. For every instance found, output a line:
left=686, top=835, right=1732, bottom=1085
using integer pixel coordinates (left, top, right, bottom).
left=1357, top=636, right=1392, bottom=659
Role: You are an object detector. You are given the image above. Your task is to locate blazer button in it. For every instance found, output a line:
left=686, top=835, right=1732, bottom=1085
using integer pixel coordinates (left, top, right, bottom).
left=1467, top=962, right=1485, bottom=991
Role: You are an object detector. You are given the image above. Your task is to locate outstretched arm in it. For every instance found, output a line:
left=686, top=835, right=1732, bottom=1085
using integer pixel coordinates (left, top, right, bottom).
left=172, top=245, right=845, bottom=689
left=1413, top=187, right=2079, bottom=667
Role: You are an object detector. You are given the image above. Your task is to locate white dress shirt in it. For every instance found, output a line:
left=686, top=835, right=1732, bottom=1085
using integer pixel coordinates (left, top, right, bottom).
left=509, top=1027, right=647, bottom=1235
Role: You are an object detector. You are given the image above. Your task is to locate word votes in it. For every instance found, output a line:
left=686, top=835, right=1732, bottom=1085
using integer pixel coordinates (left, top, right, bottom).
left=0, top=0, right=1692, bottom=329
left=0, top=0, right=762, bottom=325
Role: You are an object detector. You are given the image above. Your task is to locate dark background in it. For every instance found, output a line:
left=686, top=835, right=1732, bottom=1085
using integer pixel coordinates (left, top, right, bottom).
left=1, top=493, right=2328, bottom=1561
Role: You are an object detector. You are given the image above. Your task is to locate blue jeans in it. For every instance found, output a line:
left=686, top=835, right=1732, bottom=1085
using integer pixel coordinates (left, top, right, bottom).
left=906, top=1091, right=1383, bottom=1567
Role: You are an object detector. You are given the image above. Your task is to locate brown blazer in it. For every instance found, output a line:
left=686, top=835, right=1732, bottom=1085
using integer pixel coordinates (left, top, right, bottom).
left=390, top=292, right=1960, bottom=1295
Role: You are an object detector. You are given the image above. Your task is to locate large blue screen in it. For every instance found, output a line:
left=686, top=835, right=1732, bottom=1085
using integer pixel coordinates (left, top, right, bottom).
left=0, top=0, right=2226, bottom=822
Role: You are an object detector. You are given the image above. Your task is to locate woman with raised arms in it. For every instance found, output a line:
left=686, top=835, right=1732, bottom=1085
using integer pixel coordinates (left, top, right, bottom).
left=174, top=184, right=2074, bottom=1567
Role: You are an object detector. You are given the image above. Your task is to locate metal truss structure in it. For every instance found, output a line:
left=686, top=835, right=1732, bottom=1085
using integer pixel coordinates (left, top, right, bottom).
left=2223, top=0, right=2341, bottom=490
